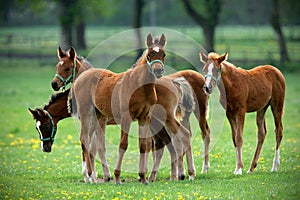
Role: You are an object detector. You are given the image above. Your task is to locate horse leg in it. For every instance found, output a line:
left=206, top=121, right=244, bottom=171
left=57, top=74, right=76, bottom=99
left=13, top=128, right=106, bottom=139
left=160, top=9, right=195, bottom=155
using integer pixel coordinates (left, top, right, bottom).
left=166, top=115, right=191, bottom=179
left=248, top=107, right=268, bottom=173
left=138, top=119, right=152, bottom=185
left=114, top=130, right=128, bottom=185
left=114, top=118, right=130, bottom=185
left=149, top=133, right=165, bottom=182
left=88, top=133, right=98, bottom=182
left=96, top=117, right=111, bottom=181
left=227, top=113, right=244, bottom=175
left=199, top=116, right=210, bottom=174
left=235, top=113, right=245, bottom=175
left=270, top=101, right=284, bottom=172
left=180, top=115, right=196, bottom=180
left=81, top=136, right=92, bottom=182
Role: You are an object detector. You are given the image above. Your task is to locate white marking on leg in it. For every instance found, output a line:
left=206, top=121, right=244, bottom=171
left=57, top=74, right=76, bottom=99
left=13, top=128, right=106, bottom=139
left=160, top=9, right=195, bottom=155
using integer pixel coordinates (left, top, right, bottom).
left=271, top=149, right=280, bottom=172
left=234, top=148, right=242, bottom=175
left=201, top=161, right=210, bottom=174
left=82, top=161, right=89, bottom=182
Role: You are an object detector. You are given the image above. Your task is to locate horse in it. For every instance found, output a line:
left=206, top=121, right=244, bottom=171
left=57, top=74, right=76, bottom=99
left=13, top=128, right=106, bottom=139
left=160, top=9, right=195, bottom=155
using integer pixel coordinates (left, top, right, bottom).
left=28, top=80, right=195, bottom=183
left=199, top=52, right=285, bottom=174
left=49, top=44, right=210, bottom=182
left=71, top=34, right=191, bottom=184
left=149, top=70, right=210, bottom=182
left=28, top=89, right=71, bottom=153
left=51, top=47, right=93, bottom=91
left=28, top=89, right=113, bottom=182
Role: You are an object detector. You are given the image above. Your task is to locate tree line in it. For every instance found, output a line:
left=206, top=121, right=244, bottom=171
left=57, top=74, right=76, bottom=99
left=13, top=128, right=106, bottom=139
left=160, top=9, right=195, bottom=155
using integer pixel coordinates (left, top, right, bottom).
left=1, top=0, right=299, bottom=64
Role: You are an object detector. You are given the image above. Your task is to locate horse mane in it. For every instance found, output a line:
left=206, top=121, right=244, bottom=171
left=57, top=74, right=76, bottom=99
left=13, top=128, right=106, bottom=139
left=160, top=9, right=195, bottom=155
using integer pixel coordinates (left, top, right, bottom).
left=132, top=49, right=148, bottom=68
left=207, top=52, right=220, bottom=60
left=77, top=55, right=93, bottom=69
left=43, top=88, right=70, bottom=110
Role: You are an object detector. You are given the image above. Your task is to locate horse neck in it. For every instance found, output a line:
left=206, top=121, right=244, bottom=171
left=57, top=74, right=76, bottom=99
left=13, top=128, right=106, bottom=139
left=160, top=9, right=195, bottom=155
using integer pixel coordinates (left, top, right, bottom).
left=45, top=96, right=70, bottom=124
left=75, top=59, right=91, bottom=78
left=217, top=61, right=238, bottom=99
left=134, top=56, right=156, bottom=85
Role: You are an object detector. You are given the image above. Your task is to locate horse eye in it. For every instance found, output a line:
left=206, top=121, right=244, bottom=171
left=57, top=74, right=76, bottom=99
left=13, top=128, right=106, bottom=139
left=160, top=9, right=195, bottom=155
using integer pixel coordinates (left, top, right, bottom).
left=44, top=125, right=51, bottom=131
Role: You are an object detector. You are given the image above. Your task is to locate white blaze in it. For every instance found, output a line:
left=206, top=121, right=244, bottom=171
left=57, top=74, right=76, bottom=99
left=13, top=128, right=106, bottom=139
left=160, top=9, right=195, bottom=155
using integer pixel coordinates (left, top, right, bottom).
left=59, top=61, right=64, bottom=66
left=205, top=63, right=214, bottom=86
left=153, top=46, right=160, bottom=53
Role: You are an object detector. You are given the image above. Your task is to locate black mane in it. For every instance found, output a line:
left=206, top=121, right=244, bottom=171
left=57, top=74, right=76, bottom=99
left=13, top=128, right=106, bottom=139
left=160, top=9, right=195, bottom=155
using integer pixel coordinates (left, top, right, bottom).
left=43, top=88, right=70, bottom=110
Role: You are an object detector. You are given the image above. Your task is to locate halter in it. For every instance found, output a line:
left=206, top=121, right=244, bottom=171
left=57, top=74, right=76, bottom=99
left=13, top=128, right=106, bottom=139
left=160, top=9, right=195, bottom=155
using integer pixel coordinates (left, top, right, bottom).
left=146, top=56, right=165, bottom=75
left=55, top=60, right=76, bottom=90
left=204, top=64, right=222, bottom=85
left=40, top=110, right=56, bottom=142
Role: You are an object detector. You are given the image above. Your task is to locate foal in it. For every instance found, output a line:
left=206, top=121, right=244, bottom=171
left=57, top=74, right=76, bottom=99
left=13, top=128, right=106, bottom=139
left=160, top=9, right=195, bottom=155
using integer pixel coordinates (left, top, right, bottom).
left=71, top=34, right=191, bottom=184
left=200, top=52, right=285, bottom=174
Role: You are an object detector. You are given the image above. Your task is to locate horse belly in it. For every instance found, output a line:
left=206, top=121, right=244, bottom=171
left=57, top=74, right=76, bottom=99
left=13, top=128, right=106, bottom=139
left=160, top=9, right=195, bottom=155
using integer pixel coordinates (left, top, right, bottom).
left=246, top=83, right=272, bottom=112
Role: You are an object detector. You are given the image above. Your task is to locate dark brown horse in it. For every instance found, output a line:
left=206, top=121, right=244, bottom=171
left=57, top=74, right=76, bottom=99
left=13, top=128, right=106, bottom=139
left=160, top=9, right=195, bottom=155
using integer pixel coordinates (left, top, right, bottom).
left=28, top=89, right=112, bottom=182
left=28, top=89, right=70, bottom=153
left=200, top=52, right=285, bottom=174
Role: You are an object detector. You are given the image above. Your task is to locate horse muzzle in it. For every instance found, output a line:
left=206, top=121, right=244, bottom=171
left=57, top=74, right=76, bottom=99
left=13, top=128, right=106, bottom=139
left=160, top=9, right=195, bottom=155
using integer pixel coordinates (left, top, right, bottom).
left=153, top=68, right=164, bottom=79
left=41, top=141, right=53, bottom=153
left=203, top=84, right=213, bottom=94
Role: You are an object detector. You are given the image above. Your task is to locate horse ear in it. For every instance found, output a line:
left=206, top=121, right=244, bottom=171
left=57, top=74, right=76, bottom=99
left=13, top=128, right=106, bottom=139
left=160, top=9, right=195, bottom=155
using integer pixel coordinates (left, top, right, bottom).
left=68, top=46, right=77, bottom=61
left=28, top=108, right=41, bottom=119
left=199, top=52, right=208, bottom=63
left=218, top=52, right=228, bottom=63
left=57, top=47, right=66, bottom=59
left=146, top=34, right=153, bottom=48
left=159, top=34, right=166, bottom=48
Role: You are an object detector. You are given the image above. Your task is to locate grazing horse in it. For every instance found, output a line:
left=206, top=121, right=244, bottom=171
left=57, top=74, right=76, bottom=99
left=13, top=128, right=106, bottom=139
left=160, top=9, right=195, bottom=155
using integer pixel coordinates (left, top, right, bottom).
left=71, top=34, right=191, bottom=184
left=200, top=52, right=285, bottom=174
left=28, top=89, right=71, bottom=153
left=28, top=89, right=112, bottom=181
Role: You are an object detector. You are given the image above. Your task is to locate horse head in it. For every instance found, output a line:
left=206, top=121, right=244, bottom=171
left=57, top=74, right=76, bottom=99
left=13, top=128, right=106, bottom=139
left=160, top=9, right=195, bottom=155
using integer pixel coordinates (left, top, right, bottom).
left=28, top=108, right=56, bottom=152
left=200, top=52, right=228, bottom=94
left=145, top=34, right=166, bottom=78
left=51, top=47, right=77, bottom=91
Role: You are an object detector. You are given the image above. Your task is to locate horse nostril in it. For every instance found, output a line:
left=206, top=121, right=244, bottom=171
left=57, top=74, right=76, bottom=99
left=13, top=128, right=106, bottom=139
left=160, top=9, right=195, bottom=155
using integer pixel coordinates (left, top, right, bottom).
left=51, top=81, right=59, bottom=91
left=203, top=85, right=212, bottom=94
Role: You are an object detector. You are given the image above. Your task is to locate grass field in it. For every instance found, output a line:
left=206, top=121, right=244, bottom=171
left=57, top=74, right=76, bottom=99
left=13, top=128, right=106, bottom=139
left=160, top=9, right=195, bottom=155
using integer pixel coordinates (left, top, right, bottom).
left=0, top=56, right=299, bottom=200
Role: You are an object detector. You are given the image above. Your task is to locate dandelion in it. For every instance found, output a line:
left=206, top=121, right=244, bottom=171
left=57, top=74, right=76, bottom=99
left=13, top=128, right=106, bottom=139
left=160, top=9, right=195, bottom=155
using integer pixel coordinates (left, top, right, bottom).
left=8, top=133, right=14, bottom=138
left=194, top=192, right=199, bottom=197
left=116, top=192, right=121, bottom=195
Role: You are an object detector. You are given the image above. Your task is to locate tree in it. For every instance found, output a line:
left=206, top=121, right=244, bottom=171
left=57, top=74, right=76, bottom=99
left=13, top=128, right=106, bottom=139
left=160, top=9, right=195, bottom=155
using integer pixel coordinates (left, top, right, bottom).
left=270, top=0, right=289, bottom=65
left=57, top=0, right=76, bottom=50
left=182, top=0, right=222, bottom=52
left=133, top=0, right=145, bottom=59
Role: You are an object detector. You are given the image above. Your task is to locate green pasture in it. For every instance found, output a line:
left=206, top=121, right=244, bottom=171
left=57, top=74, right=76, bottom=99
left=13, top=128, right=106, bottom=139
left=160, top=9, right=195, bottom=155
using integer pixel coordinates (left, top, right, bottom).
left=0, top=57, right=299, bottom=199
left=0, top=25, right=300, bottom=199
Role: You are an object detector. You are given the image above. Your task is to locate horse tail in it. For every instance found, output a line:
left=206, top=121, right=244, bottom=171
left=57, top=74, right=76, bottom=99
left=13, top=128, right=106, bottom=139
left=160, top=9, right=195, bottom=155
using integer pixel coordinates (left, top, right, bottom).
left=172, top=77, right=195, bottom=121
left=67, top=86, right=79, bottom=118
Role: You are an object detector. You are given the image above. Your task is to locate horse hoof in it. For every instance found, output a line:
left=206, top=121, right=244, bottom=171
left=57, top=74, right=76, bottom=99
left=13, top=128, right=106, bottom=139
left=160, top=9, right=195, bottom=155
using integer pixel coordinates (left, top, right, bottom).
left=234, top=168, right=242, bottom=175
left=105, top=177, right=111, bottom=182
left=179, top=174, right=185, bottom=180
